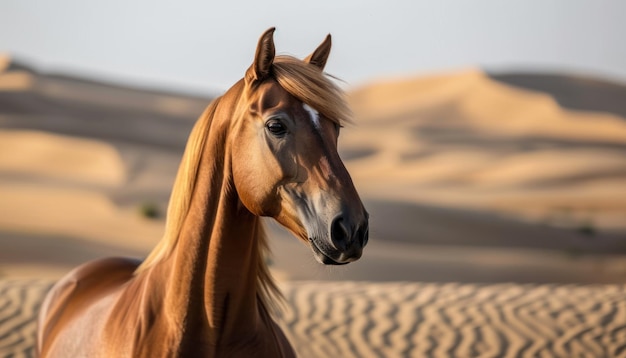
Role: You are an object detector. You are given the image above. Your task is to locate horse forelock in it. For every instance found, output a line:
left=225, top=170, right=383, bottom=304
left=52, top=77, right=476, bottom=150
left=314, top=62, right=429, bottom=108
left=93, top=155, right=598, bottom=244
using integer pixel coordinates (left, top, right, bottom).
left=272, top=56, right=352, bottom=126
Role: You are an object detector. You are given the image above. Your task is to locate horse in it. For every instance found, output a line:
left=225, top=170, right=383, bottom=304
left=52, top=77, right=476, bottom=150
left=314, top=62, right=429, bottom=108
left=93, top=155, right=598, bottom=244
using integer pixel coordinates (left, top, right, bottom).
left=36, top=27, right=369, bottom=357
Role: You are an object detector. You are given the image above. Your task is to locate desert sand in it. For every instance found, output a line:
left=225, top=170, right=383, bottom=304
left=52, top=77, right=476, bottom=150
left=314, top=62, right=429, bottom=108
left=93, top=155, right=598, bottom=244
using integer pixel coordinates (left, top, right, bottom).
left=1, top=57, right=626, bottom=356
left=3, top=279, right=626, bottom=357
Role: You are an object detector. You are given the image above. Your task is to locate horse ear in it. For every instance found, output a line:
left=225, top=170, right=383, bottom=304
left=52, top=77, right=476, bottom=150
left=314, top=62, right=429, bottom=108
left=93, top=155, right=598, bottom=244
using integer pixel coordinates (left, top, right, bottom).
left=246, top=27, right=276, bottom=84
left=304, top=34, right=332, bottom=71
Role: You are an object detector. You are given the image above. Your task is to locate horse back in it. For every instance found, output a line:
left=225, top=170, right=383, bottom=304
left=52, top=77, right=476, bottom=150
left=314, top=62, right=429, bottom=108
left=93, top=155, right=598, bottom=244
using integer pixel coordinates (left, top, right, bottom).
left=37, top=257, right=140, bottom=357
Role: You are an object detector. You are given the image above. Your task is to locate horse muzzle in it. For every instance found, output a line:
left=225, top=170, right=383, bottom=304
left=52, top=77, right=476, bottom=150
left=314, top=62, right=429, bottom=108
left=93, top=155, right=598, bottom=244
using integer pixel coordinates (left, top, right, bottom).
left=309, top=212, right=369, bottom=265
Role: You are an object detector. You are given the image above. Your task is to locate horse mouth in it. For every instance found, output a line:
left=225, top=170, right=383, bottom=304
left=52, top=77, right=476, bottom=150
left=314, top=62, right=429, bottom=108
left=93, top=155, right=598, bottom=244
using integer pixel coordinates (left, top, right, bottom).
left=308, top=237, right=349, bottom=266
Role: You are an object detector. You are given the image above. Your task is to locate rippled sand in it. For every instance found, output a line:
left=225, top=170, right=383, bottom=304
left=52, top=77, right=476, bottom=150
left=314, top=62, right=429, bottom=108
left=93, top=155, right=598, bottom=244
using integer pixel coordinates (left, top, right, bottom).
left=2, top=280, right=626, bottom=358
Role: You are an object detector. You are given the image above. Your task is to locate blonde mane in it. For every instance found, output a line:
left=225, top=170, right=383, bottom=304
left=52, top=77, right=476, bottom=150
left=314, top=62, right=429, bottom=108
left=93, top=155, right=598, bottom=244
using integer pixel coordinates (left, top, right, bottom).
left=135, top=57, right=350, bottom=309
left=136, top=99, right=219, bottom=274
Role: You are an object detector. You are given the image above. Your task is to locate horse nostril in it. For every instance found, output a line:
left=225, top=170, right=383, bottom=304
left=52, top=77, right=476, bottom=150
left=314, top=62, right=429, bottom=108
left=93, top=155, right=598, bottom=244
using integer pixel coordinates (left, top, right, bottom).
left=357, top=225, right=369, bottom=247
left=330, top=216, right=350, bottom=251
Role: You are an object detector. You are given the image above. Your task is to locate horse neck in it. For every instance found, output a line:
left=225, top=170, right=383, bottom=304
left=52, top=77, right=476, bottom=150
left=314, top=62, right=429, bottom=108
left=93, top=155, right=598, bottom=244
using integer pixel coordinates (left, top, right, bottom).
left=152, top=95, right=264, bottom=348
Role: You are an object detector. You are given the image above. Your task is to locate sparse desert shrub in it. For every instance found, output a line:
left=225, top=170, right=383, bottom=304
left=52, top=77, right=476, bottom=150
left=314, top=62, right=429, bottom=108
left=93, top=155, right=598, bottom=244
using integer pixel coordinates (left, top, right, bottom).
left=543, top=206, right=598, bottom=237
left=139, top=202, right=160, bottom=219
left=577, top=222, right=596, bottom=237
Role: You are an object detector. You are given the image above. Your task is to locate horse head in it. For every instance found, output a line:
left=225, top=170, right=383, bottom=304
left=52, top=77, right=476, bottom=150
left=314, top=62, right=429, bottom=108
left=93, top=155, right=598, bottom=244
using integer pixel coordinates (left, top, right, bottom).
left=231, top=28, right=368, bottom=265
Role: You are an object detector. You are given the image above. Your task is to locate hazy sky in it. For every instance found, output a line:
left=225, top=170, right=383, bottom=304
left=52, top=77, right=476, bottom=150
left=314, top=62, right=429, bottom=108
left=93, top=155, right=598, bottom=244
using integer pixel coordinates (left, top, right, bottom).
left=1, top=0, right=625, bottom=94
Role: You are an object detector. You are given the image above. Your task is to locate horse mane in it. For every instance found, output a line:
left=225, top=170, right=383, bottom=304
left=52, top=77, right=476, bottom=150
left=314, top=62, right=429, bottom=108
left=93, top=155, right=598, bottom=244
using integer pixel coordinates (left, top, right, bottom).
left=135, top=98, right=219, bottom=275
left=135, top=56, right=350, bottom=312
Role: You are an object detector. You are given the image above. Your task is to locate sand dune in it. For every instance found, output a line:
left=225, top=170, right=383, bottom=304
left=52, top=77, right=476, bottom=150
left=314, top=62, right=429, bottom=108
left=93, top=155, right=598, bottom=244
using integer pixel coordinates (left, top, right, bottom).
left=0, top=128, right=162, bottom=254
left=490, top=72, right=626, bottom=119
left=345, top=69, right=626, bottom=231
left=0, top=55, right=33, bottom=91
left=0, top=70, right=33, bottom=91
left=0, top=55, right=9, bottom=72
left=1, top=61, right=626, bottom=282
left=0, top=184, right=163, bottom=252
left=0, top=129, right=125, bottom=186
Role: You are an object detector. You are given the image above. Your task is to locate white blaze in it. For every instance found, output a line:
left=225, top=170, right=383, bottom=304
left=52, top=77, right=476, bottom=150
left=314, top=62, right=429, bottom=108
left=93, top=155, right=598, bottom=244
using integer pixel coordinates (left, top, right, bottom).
left=303, top=103, right=321, bottom=131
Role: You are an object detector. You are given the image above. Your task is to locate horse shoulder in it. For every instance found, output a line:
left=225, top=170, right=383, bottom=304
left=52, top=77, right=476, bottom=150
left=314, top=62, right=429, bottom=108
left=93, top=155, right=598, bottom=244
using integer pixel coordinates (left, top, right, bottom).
left=38, top=257, right=140, bottom=357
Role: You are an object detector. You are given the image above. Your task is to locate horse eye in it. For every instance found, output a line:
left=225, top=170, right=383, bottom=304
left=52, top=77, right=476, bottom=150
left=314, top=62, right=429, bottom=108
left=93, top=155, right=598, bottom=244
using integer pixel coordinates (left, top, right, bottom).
left=265, top=119, right=287, bottom=136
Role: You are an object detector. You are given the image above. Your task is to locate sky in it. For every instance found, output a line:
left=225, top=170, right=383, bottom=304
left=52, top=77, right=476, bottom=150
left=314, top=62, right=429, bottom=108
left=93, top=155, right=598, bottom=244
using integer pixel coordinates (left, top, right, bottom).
left=1, top=0, right=625, bottom=94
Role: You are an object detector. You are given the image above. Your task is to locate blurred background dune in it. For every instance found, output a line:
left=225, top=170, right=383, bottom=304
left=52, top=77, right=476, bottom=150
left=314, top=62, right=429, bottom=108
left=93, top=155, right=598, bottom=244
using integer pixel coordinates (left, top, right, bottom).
left=1, top=54, right=625, bottom=284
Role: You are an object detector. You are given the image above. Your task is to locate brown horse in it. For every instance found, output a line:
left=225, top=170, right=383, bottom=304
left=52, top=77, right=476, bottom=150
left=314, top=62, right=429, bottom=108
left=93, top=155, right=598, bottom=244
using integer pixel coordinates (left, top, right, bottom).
left=37, top=28, right=368, bottom=357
